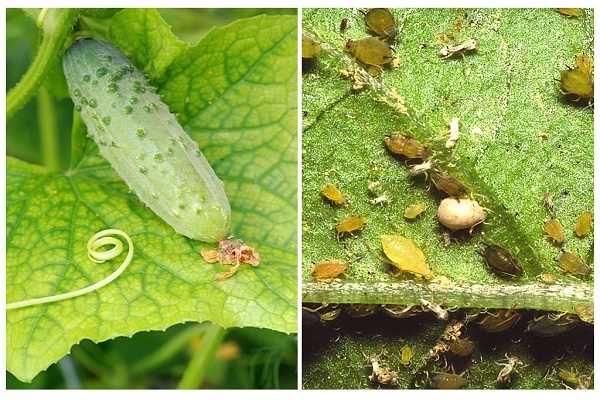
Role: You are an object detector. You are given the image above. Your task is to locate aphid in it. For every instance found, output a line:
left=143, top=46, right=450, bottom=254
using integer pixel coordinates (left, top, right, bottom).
left=321, top=184, right=346, bottom=205
left=409, top=160, right=434, bottom=177
left=574, top=211, right=593, bottom=237
left=526, top=312, right=580, bottom=337
left=381, top=304, right=423, bottom=319
left=384, top=134, right=430, bottom=159
left=302, top=34, right=321, bottom=59
left=482, top=244, right=523, bottom=279
left=400, top=345, right=413, bottom=366
left=430, top=171, right=468, bottom=198
left=439, top=38, right=478, bottom=59
left=557, top=8, right=584, bottom=17
left=363, top=8, right=397, bottom=42
left=312, top=259, right=348, bottom=282
left=445, top=117, right=460, bottom=149
left=336, top=216, right=366, bottom=237
left=543, top=218, right=565, bottom=244
left=339, top=18, right=349, bottom=33
left=557, top=251, right=591, bottom=278
left=540, top=273, right=557, bottom=284
left=496, top=354, right=524, bottom=385
left=560, top=54, right=593, bottom=103
left=319, top=306, right=343, bottom=322
left=420, top=299, right=448, bottom=320
left=404, top=203, right=427, bottom=219
left=437, top=198, right=486, bottom=232
left=201, top=239, right=261, bottom=281
left=543, top=192, right=554, bottom=212
left=478, top=309, right=521, bottom=333
left=574, top=304, right=593, bottom=324
left=431, top=372, right=466, bottom=389
left=448, top=338, right=475, bottom=357
left=381, top=235, right=433, bottom=280
left=347, top=304, right=378, bottom=318
left=345, top=37, right=394, bottom=73
left=369, top=194, right=390, bottom=205
left=367, top=354, right=398, bottom=386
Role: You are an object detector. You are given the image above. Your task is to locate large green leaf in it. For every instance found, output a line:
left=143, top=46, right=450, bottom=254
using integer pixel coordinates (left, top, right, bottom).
left=301, top=8, right=593, bottom=389
left=6, top=11, right=297, bottom=382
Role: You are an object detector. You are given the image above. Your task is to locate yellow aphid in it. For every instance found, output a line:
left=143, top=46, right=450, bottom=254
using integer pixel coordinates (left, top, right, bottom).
left=560, top=54, right=593, bottom=103
left=321, top=184, right=345, bottom=205
left=543, top=218, right=565, bottom=244
left=558, top=251, right=591, bottom=278
left=404, top=203, right=427, bottom=219
left=557, top=8, right=584, bottom=17
left=381, top=235, right=433, bottom=279
left=336, top=216, right=365, bottom=236
left=400, top=345, right=413, bottom=366
left=302, top=35, right=321, bottom=59
left=574, top=211, right=593, bottom=237
left=312, top=259, right=348, bottom=282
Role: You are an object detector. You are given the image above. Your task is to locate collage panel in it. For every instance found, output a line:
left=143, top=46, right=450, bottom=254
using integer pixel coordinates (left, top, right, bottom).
left=302, top=8, right=593, bottom=389
left=5, top=8, right=297, bottom=389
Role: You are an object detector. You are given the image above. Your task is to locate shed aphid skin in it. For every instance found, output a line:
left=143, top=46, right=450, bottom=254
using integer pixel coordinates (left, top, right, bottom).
left=381, top=235, right=433, bottom=280
left=557, top=251, right=591, bottom=278
left=420, top=299, right=448, bottom=320
left=363, top=8, right=397, bottom=42
left=477, top=309, right=521, bottom=333
left=200, top=239, right=260, bottom=281
left=384, top=133, right=431, bottom=160
left=543, top=191, right=555, bottom=213
left=345, top=37, right=394, bottom=74
left=431, top=372, right=466, bottom=389
left=437, top=198, right=486, bottom=232
left=366, top=353, right=399, bottom=386
left=496, top=354, right=524, bottom=385
left=64, top=39, right=230, bottom=242
left=381, top=304, right=423, bottom=319
left=574, top=211, right=593, bottom=237
left=543, top=218, right=565, bottom=244
left=439, top=38, right=478, bottom=59
left=312, top=259, right=348, bottom=282
left=7, top=229, right=133, bottom=310
left=336, top=215, right=366, bottom=237
left=445, top=117, right=460, bottom=149
left=482, top=244, right=523, bottom=279
left=409, top=159, right=434, bottom=177
left=559, top=54, right=594, bottom=104
left=321, top=183, right=346, bottom=205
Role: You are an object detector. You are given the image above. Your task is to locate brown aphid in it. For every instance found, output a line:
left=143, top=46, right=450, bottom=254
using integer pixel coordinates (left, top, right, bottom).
left=439, top=38, right=478, bottom=59
left=302, top=35, right=321, bottom=59
left=339, top=18, right=349, bottom=33
left=557, top=8, right=584, bottom=17
left=430, top=170, right=468, bottom=197
left=483, top=245, right=523, bottom=279
left=560, top=54, right=593, bottom=103
left=478, top=309, right=521, bottom=333
left=347, top=304, right=378, bottom=318
left=363, top=8, right=397, bottom=42
left=431, top=372, right=466, bottom=389
left=558, top=251, right=591, bottom=278
left=543, top=218, right=565, bottom=244
left=404, top=203, right=427, bottom=220
left=384, top=134, right=430, bottom=159
left=336, top=215, right=365, bottom=237
left=574, top=211, right=593, bottom=237
left=449, top=338, right=475, bottom=357
left=312, top=259, right=348, bottom=282
left=526, top=312, right=580, bottom=337
left=345, top=37, right=394, bottom=72
left=320, top=184, right=346, bottom=205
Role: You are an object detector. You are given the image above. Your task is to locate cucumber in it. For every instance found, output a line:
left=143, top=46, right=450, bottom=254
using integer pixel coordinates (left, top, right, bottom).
left=63, top=39, right=230, bottom=242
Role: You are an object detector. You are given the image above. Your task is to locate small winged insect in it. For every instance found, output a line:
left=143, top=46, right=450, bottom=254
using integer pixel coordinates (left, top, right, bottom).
left=347, top=303, right=378, bottom=318
left=431, top=372, right=466, bottom=389
left=526, top=312, right=580, bottom=337
left=404, top=203, right=427, bottom=220
left=574, top=211, right=593, bottom=237
left=437, top=198, right=486, bottom=232
left=439, top=38, right=478, bottom=59
left=336, top=215, right=366, bottom=237
left=557, top=8, right=584, bottom=17
left=482, top=244, right=523, bottom=279
left=430, top=171, right=469, bottom=198
left=560, top=54, right=593, bottom=104
left=366, top=354, right=398, bottom=386
left=478, top=309, right=521, bottom=333
left=345, top=37, right=394, bottom=75
left=302, top=35, right=321, bottom=73
left=558, top=251, right=591, bottom=278
left=201, top=239, right=260, bottom=281
left=312, top=259, right=348, bottom=282
left=448, top=338, right=475, bottom=357
left=321, top=183, right=346, bottom=206
left=496, top=354, right=524, bottom=385
left=543, top=218, right=565, bottom=244
left=381, top=235, right=433, bottom=280
left=400, top=345, right=413, bottom=366
left=381, top=304, right=423, bottom=319
left=384, top=133, right=431, bottom=160
left=363, top=8, right=397, bottom=42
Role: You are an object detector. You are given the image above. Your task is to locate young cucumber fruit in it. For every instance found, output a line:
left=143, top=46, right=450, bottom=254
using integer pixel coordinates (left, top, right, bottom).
left=63, top=39, right=230, bottom=242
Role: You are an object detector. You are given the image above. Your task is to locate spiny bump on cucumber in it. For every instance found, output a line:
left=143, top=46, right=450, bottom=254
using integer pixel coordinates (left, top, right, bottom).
left=64, top=38, right=231, bottom=242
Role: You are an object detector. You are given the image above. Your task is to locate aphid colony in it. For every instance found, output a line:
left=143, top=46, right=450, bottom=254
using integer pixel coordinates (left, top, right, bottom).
left=303, top=304, right=591, bottom=388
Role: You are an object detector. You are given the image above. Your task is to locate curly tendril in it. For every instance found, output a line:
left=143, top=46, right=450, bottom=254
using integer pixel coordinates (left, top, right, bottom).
left=7, top=229, right=134, bottom=310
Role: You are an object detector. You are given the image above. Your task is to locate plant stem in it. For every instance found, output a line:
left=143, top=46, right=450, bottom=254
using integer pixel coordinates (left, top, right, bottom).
left=130, top=324, right=207, bottom=376
left=7, top=8, right=78, bottom=119
left=37, top=86, right=61, bottom=171
left=69, top=107, right=87, bottom=169
left=177, top=323, right=226, bottom=389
